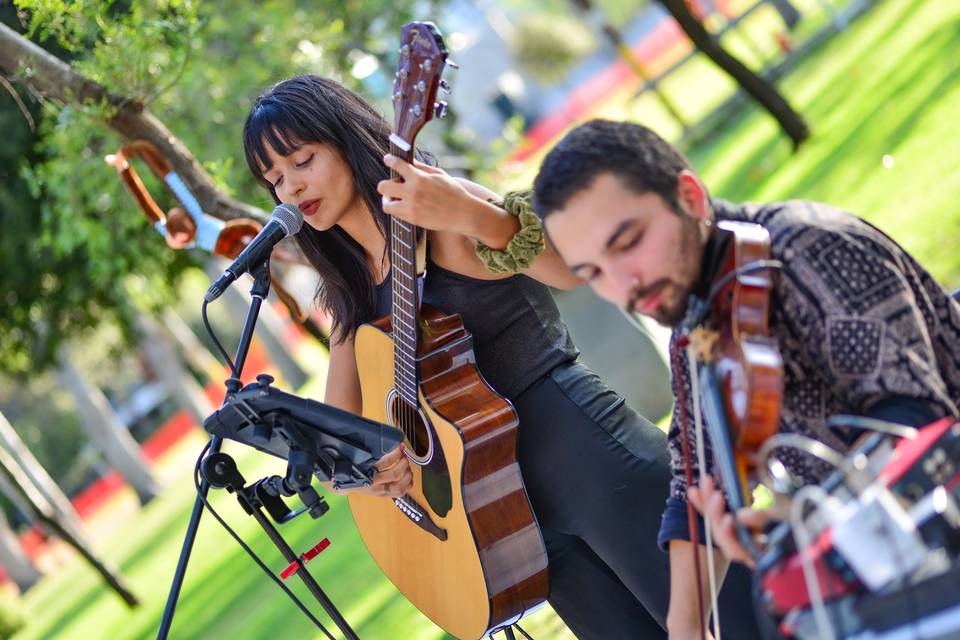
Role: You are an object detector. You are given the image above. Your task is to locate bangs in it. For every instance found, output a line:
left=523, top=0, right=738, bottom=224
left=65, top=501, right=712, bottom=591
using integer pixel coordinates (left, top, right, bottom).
left=243, top=100, right=320, bottom=186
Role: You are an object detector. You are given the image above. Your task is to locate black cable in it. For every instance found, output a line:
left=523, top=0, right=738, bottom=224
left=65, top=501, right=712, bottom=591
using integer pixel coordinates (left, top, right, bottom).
left=705, top=259, right=786, bottom=306
left=202, top=299, right=237, bottom=376
left=192, top=444, right=335, bottom=640
left=678, top=259, right=787, bottom=332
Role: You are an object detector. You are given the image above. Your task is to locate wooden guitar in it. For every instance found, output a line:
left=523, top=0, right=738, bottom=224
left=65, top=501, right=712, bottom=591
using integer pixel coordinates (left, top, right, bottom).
left=348, top=22, right=548, bottom=639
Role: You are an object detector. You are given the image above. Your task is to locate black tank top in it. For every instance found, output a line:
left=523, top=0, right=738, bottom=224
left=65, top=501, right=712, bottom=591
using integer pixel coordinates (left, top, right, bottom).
left=373, top=260, right=579, bottom=399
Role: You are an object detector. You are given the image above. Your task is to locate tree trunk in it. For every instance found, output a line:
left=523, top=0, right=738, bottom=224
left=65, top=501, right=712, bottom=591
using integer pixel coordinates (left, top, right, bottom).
left=0, top=444, right=138, bottom=605
left=136, top=313, right=215, bottom=428
left=0, top=21, right=268, bottom=225
left=0, top=508, right=42, bottom=593
left=657, top=0, right=810, bottom=147
left=54, top=346, right=159, bottom=504
left=0, top=411, right=85, bottom=535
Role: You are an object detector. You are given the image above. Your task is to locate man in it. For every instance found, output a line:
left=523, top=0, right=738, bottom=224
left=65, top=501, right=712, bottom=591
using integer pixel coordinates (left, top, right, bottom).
left=532, top=118, right=960, bottom=637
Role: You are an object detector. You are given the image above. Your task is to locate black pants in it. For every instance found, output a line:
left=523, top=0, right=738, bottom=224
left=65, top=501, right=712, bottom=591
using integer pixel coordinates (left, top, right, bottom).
left=513, top=361, right=760, bottom=639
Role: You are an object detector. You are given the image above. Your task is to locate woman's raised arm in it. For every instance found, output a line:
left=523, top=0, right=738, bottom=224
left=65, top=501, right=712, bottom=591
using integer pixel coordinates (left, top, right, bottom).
left=377, top=156, right=583, bottom=290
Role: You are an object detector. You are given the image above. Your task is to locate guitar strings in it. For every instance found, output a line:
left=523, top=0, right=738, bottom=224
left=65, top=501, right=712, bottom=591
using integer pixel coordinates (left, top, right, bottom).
left=389, top=149, right=417, bottom=453
left=392, top=215, right=409, bottom=445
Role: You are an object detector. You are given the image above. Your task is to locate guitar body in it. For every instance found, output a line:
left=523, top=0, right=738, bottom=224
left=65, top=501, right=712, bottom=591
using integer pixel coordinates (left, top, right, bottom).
left=349, top=305, right=548, bottom=639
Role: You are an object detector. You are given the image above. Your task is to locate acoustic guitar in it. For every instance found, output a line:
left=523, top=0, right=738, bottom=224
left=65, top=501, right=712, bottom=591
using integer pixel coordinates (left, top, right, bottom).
left=348, top=22, right=548, bottom=639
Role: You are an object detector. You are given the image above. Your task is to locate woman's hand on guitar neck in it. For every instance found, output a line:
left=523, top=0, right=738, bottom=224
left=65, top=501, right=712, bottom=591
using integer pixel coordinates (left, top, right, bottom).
left=378, top=155, right=519, bottom=248
left=333, top=445, right=413, bottom=498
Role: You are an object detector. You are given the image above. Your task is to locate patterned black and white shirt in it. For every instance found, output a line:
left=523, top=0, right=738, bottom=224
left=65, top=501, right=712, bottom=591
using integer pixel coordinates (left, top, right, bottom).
left=658, top=199, right=960, bottom=549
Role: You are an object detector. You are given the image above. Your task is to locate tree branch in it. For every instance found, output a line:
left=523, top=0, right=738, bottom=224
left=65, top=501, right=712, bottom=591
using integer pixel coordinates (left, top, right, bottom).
left=0, top=72, right=34, bottom=130
left=658, top=0, right=809, bottom=148
left=0, top=21, right=268, bottom=224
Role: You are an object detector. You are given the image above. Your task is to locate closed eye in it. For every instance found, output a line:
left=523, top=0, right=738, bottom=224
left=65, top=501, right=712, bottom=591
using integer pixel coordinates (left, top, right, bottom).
left=268, top=152, right=312, bottom=189
left=576, top=265, right=600, bottom=282
left=616, top=232, right=643, bottom=252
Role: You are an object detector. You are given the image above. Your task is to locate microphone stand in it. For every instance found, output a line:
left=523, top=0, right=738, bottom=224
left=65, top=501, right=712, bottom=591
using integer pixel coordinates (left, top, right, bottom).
left=199, top=450, right=358, bottom=640
left=158, top=259, right=356, bottom=639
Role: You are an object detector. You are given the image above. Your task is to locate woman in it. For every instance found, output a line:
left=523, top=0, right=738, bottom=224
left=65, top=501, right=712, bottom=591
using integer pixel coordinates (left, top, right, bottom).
left=241, top=74, right=722, bottom=638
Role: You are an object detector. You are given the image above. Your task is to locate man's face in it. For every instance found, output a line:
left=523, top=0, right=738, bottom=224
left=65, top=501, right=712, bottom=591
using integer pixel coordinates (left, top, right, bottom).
left=544, top=172, right=709, bottom=327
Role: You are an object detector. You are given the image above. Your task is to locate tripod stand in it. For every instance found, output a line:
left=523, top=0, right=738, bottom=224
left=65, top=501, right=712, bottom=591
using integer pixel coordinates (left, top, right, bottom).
left=199, top=449, right=356, bottom=638
left=490, top=625, right=534, bottom=639
left=157, top=259, right=357, bottom=639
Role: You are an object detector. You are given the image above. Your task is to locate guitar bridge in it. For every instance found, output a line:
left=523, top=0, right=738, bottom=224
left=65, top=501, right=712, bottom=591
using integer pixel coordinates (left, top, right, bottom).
left=394, top=495, right=447, bottom=541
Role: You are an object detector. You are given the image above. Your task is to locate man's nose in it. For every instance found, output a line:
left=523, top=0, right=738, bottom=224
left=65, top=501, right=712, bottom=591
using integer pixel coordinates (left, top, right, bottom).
left=595, top=262, right=639, bottom=309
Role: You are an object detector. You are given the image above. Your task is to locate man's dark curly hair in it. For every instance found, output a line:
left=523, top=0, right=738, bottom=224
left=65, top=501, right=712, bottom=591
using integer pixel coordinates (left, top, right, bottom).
left=532, top=119, right=693, bottom=220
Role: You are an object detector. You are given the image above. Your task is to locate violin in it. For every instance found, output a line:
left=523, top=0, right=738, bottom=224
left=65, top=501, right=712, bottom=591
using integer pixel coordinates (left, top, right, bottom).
left=692, top=220, right=784, bottom=518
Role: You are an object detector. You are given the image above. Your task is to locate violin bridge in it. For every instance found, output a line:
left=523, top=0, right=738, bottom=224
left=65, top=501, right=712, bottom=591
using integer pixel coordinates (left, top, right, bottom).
left=688, top=327, right=720, bottom=362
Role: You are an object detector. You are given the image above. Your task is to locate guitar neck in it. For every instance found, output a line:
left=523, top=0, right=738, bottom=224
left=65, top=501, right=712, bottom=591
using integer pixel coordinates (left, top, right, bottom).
left=389, top=138, right=420, bottom=406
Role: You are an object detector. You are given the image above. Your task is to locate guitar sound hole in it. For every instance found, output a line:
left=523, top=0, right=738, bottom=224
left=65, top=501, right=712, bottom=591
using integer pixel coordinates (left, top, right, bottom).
left=388, top=394, right=433, bottom=463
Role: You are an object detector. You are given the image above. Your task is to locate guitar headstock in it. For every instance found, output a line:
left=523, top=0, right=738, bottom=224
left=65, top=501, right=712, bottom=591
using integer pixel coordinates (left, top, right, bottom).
left=392, top=22, right=449, bottom=156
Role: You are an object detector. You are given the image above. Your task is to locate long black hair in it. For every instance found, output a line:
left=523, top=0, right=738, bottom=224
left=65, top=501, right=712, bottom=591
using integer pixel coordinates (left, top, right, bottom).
left=243, top=75, right=393, bottom=344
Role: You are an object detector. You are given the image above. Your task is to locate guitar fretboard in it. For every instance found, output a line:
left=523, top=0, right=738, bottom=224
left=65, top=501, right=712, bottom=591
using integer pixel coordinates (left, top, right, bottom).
left=389, top=139, right=420, bottom=409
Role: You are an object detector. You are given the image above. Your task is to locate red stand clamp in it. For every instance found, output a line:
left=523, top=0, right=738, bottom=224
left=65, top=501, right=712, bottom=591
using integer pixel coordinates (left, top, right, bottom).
left=280, top=538, right=331, bottom=580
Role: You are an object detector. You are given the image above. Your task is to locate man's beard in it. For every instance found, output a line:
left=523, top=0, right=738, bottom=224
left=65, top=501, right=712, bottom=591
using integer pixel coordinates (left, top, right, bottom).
left=652, top=286, right=690, bottom=327
left=626, top=279, right=688, bottom=327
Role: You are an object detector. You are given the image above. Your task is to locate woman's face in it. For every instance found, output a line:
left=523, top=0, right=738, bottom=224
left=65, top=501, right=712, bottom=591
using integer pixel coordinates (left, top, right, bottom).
left=260, top=140, right=360, bottom=232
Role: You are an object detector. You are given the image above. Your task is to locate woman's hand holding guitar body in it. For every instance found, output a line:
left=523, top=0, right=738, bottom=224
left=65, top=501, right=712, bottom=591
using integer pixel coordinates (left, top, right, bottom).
left=332, top=445, right=413, bottom=498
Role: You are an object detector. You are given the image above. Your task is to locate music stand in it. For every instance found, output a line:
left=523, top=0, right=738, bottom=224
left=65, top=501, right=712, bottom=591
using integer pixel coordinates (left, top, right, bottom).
left=157, top=259, right=400, bottom=639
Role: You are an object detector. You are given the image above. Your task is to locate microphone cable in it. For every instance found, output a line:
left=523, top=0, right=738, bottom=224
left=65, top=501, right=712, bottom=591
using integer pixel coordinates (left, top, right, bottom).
left=202, top=298, right=237, bottom=377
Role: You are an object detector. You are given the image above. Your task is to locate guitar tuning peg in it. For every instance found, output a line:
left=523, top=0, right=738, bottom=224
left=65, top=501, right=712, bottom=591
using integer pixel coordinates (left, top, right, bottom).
left=446, top=60, right=459, bottom=70
left=435, top=101, right=448, bottom=119
left=439, top=79, right=451, bottom=94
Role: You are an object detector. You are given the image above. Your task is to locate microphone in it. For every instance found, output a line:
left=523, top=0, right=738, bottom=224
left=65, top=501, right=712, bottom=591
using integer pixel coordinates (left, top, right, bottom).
left=204, top=203, right=303, bottom=302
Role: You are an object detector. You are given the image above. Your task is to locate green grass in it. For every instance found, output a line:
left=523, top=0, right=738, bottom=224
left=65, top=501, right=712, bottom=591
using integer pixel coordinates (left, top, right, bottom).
left=13, top=1, right=960, bottom=638
left=13, top=441, right=571, bottom=640
left=683, top=0, right=960, bottom=287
